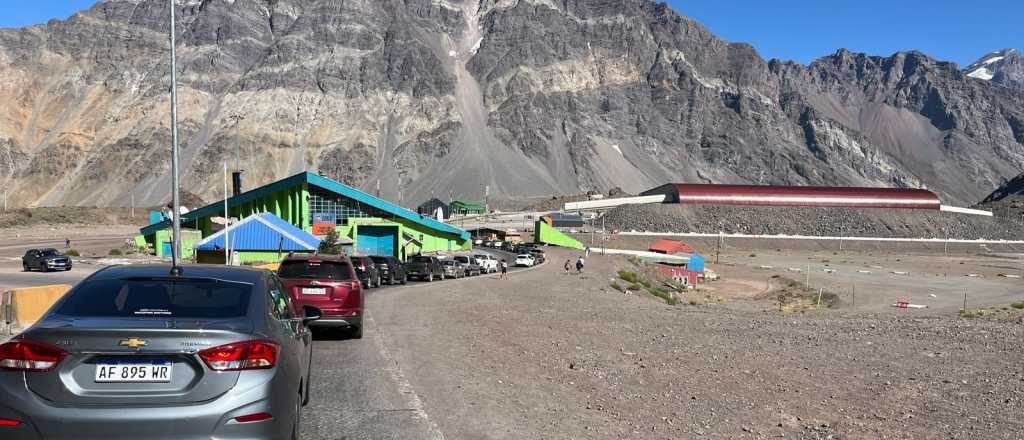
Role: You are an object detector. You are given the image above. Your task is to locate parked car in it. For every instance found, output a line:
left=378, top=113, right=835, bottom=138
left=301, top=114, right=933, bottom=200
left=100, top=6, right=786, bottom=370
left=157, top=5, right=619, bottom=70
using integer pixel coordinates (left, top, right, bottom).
left=440, top=260, right=464, bottom=279
left=370, top=255, right=407, bottom=285
left=528, top=248, right=547, bottom=264
left=22, top=248, right=72, bottom=272
left=514, top=254, right=536, bottom=267
left=278, top=254, right=364, bottom=338
left=492, top=241, right=504, bottom=249
left=0, top=264, right=320, bottom=439
left=350, top=256, right=382, bottom=289
left=474, top=254, right=498, bottom=273
left=453, top=255, right=482, bottom=276
left=482, top=240, right=495, bottom=248
left=406, top=255, right=444, bottom=282
left=473, top=239, right=484, bottom=246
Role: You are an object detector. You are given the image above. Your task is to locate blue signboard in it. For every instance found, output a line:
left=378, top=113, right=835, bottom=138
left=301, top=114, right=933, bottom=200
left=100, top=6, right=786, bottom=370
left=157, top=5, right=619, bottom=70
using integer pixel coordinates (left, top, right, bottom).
left=311, top=212, right=336, bottom=225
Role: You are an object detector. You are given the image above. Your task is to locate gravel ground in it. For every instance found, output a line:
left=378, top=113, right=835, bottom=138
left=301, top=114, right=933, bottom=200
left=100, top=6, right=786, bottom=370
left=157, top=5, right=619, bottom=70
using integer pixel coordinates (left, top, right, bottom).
left=370, top=247, right=1024, bottom=439
left=602, top=204, right=1024, bottom=240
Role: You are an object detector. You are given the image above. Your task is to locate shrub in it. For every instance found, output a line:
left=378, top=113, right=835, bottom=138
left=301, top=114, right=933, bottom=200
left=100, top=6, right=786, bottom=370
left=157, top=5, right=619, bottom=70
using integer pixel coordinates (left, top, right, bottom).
left=109, top=249, right=123, bottom=256
left=65, top=249, right=80, bottom=257
left=1011, top=302, right=1024, bottom=310
left=749, top=254, right=757, bottom=258
left=646, top=286, right=679, bottom=305
left=318, top=229, right=343, bottom=255
left=610, top=282, right=624, bottom=292
left=627, top=283, right=643, bottom=291
left=617, top=270, right=639, bottom=283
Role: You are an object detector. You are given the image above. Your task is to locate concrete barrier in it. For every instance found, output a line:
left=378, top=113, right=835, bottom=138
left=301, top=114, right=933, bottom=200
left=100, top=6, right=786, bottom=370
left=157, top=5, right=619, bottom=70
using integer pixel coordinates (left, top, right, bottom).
left=254, top=263, right=280, bottom=271
left=1, top=285, right=72, bottom=333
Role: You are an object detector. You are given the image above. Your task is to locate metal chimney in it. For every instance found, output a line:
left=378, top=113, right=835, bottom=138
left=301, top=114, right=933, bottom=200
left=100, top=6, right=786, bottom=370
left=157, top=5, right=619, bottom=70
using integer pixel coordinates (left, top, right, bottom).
left=232, top=171, right=243, bottom=197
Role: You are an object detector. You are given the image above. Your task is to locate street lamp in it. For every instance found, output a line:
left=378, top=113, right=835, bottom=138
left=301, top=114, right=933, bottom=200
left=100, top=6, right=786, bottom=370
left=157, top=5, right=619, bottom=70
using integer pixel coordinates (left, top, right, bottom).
left=169, top=0, right=182, bottom=269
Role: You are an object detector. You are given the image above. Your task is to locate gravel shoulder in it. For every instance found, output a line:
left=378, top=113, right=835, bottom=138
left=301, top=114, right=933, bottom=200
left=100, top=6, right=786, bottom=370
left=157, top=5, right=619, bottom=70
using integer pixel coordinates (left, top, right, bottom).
left=368, top=247, right=1024, bottom=439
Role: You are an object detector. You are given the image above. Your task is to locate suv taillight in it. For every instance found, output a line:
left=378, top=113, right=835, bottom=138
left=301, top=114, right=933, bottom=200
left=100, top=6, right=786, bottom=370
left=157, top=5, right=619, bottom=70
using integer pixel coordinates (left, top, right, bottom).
left=198, top=340, right=278, bottom=371
left=0, top=339, right=68, bottom=372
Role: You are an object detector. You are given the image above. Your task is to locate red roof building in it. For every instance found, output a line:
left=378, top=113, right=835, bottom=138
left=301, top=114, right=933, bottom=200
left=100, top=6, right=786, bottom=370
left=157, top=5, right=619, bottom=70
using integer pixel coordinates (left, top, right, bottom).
left=641, top=184, right=941, bottom=210
left=649, top=239, right=695, bottom=255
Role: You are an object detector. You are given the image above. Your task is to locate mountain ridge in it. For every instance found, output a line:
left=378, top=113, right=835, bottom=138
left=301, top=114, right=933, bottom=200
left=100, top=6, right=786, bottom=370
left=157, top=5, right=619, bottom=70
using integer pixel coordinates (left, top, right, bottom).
left=1, top=0, right=1022, bottom=209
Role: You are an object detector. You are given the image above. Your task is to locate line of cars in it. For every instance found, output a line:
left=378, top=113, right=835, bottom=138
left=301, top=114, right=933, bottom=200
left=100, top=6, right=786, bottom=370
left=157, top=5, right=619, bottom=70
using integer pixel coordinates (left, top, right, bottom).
left=406, top=254, right=499, bottom=281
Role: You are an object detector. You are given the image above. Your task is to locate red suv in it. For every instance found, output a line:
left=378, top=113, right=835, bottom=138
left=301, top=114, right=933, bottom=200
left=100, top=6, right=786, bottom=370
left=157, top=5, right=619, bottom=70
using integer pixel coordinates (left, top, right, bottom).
left=277, top=254, right=364, bottom=338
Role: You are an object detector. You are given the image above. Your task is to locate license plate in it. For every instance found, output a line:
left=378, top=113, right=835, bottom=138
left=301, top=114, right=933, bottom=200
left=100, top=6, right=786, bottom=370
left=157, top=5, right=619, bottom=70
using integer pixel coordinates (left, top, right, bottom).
left=95, top=360, right=173, bottom=383
left=302, top=287, right=327, bottom=295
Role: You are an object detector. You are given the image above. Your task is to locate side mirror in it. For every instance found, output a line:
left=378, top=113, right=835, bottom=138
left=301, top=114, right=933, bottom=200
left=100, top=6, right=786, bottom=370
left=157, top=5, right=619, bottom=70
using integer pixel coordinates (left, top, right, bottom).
left=302, top=306, right=322, bottom=325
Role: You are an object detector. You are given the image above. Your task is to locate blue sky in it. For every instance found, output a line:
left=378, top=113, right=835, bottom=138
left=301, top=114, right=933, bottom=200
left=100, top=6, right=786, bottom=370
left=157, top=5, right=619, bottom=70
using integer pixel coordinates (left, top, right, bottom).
left=1, top=0, right=1020, bottom=66
left=667, top=0, right=1022, bottom=66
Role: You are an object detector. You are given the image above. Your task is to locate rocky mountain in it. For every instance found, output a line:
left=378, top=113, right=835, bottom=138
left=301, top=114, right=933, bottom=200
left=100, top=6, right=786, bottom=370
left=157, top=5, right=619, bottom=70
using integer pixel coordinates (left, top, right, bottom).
left=965, top=48, right=1024, bottom=89
left=1, top=0, right=1023, bottom=209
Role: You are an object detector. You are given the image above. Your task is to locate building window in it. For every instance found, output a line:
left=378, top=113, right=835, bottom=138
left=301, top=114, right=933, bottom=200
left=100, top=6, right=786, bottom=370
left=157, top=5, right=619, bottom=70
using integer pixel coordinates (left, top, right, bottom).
left=309, top=188, right=391, bottom=225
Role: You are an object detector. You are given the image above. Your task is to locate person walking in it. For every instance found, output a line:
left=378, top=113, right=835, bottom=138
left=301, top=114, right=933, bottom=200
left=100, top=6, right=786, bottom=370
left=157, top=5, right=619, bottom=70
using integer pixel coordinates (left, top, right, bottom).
left=500, top=259, right=509, bottom=280
left=563, top=259, right=571, bottom=275
left=65, top=238, right=71, bottom=249
left=575, top=256, right=585, bottom=275
left=585, top=246, right=591, bottom=258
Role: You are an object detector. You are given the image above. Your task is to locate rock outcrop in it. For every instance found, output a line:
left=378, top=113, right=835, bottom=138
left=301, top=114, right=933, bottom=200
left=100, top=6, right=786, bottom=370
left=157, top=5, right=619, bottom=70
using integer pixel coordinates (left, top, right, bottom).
left=1, top=0, right=1023, bottom=208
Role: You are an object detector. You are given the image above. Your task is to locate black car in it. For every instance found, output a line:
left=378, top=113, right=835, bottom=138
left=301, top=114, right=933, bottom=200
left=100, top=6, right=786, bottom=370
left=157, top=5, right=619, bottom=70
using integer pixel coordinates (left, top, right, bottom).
left=405, top=255, right=444, bottom=282
left=23, top=248, right=73, bottom=272
left=351, top=256, right=382, bottom=289
left=370, top=255, right=407, bottom=285
left=528, top=248, right=547, bottom=264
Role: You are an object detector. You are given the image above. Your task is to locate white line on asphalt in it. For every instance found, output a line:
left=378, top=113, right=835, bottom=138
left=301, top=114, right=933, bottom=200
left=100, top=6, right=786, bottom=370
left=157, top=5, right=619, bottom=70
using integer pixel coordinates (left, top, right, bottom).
left=369, top=314, right=447, bottom=440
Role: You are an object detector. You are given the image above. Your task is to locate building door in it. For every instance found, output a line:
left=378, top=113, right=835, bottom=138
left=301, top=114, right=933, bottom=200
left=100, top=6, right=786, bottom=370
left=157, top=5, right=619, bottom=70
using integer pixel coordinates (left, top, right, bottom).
left=357, top=226, right=398, bottom=257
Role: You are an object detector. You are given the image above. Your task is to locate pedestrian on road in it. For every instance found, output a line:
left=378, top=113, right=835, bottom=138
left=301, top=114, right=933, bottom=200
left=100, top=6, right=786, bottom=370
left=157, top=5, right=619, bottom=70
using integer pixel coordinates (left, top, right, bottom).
left=65, top=238, right=71, bottom=249
left=585, top=246, right=591, bottom=257
left=575, top=256, right=585, bottom=275
left=500, top=259, right=509, bottom=280
left=563, top=259, right=571, bottom=274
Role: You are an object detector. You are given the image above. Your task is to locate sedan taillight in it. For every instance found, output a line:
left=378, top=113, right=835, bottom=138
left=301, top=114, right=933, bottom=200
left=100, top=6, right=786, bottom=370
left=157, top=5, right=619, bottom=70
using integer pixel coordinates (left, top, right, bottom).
left=0, top=339, right=68, bottom=372
left=198, top=340, right=278, bottom=371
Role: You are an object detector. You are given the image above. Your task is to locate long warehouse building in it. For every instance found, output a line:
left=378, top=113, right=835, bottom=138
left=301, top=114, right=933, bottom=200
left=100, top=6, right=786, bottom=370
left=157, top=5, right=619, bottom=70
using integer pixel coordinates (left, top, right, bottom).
left=640, top=183, right=942, bottom=210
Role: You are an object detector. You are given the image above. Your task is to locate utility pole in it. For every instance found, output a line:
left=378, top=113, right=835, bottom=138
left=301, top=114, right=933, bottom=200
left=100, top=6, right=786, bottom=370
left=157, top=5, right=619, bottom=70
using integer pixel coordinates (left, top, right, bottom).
left=224, top=162, right=230, bottom=266
left=376, top=179, right=381, bottom=198
left=168, top=0, right=182, bottom=269
left=2, top=191, right=6, bottom=212
left=130, top=192, right=135, bottom=218
left=715, top=231, right=722, bottom=264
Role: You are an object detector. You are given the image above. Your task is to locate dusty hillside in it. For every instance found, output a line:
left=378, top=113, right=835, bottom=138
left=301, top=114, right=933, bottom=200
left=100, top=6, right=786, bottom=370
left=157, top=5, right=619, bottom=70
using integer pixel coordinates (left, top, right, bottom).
left=1, top=0, right=1022, bottom=209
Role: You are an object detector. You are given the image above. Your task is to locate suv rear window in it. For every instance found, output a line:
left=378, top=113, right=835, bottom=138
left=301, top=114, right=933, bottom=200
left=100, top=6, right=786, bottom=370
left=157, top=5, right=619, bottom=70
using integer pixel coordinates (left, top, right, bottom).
left=278, top=261, right=352, bottom=280
left=410, top=256, right=432, bottom=263
left=56, top=279, right=253, bottom=319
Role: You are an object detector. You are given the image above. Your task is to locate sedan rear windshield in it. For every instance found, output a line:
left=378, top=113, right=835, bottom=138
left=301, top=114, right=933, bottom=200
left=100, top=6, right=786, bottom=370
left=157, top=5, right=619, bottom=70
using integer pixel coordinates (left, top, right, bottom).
left=56, top=279, right=253, bottom=319
left=279, top=261, right=352, bottom=280
left=410, top=257, right=433, bottom=263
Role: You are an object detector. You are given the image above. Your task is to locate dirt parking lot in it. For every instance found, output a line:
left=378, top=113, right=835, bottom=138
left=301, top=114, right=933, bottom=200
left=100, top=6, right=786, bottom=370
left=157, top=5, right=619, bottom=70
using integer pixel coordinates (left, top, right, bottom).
left=368, top=246, right=1024, bottom=439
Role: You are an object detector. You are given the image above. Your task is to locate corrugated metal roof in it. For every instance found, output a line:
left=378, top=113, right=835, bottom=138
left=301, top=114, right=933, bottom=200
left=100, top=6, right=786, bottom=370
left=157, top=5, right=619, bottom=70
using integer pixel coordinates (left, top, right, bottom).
left=143, top=172, right=470, bottom=240
left=649, top=239, right=695, bottom=254
left=194, top=213, right=322, bottom=252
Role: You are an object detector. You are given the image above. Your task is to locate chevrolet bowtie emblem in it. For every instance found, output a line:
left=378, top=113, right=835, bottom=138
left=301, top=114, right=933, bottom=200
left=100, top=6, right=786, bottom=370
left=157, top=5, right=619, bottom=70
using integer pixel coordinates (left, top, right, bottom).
left=119, top=338, right=148, bottom=349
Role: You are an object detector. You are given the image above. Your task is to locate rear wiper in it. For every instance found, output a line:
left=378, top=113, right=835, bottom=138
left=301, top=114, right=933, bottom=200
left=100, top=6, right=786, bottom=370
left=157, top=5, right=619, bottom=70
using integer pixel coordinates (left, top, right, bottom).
left=119, top=276, right=253, bottom=286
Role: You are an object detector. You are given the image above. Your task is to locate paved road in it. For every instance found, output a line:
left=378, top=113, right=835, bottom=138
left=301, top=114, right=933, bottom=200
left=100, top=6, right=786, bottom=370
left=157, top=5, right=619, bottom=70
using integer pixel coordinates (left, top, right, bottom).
left=0, top=244, right=521, bottom=439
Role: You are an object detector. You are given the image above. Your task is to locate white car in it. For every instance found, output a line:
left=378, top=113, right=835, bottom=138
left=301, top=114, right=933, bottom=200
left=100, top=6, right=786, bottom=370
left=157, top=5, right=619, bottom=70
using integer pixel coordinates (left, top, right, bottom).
left=474, top=254, right=498, bottom=273
left=492, top=241, right=504, bottom=248
left=514, top=254, right=535, bottom=267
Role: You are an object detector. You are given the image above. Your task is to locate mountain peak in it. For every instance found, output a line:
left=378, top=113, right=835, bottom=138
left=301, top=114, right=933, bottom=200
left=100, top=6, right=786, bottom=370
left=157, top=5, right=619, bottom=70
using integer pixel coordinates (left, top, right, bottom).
left=965, top=48, right=1024, bottom=87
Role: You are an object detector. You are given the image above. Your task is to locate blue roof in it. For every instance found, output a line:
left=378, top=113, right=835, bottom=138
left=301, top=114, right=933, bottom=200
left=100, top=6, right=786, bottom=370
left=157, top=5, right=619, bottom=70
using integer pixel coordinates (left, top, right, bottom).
left=142, top=172, right=469, bottom=240
left=194, top=213, right=321, bottom=252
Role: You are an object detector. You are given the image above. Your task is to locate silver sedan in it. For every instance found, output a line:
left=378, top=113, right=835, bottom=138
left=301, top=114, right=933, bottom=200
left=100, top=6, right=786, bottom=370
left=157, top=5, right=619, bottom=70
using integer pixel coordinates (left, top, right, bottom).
left=0, top=265, right=321, bottom=440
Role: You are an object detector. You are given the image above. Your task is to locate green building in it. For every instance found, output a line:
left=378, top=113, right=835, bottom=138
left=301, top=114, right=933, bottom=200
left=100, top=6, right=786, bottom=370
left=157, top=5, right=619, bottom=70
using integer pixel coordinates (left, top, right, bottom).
left=450, top=200, right=486, bottom=215
left=140, top=172, right=471, bottom=262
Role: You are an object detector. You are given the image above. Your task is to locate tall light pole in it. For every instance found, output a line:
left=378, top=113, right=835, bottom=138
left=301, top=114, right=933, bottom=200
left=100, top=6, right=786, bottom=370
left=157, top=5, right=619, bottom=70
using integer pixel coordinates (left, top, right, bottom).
left=169, top=0, right=182, bottom=268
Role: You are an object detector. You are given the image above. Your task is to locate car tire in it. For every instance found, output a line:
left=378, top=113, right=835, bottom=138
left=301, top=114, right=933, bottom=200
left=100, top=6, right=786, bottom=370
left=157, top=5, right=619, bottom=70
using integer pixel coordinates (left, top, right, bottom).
left=401, top=274, right=408, bottom=285
left=351, top=325, right=363, bottom=339
left=292, top=392, right=303, bottom=440
left=22, top=262, right=29, bottom=272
